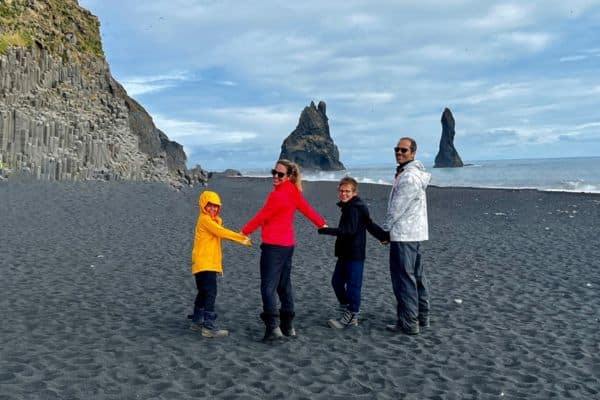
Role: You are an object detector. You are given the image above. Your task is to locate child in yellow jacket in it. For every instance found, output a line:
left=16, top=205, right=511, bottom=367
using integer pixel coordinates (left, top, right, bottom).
left=189, top=190, right=251, bottom=337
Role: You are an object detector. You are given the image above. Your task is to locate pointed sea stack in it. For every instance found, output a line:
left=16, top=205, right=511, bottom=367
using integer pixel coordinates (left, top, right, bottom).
left=279, top=101, right=345, bottom=171
left=434, top=108, right=464, bottom=168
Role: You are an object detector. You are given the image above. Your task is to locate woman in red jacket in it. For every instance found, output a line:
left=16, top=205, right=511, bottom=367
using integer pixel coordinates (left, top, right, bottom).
left=242, top=159, right=327, bottom=342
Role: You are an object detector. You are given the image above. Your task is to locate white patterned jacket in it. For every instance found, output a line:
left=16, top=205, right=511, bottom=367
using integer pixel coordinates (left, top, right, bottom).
left=383, top=160, right=431, bottom=242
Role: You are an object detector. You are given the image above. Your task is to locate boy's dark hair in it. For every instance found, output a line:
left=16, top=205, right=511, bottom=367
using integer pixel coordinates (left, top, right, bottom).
left=339, top=176, right=358, bottom=192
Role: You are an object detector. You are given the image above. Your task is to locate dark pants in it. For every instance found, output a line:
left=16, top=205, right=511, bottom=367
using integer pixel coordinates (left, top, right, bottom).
left=389, top=241, right=429, bottom=329
left=260, top=244, right=294, bottom=327
left=331, top=258, right=365, bottom=313
left=194, top=271, right=218, bottom=313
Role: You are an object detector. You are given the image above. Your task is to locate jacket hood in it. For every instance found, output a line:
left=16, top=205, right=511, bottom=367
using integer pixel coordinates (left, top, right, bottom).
left=403, top=160, right=431, bottom=189
left=199, top=191, right=222, bottom=214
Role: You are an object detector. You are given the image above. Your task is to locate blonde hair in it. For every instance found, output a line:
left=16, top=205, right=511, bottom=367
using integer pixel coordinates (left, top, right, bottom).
left=276, top=159, right=303, bottom=191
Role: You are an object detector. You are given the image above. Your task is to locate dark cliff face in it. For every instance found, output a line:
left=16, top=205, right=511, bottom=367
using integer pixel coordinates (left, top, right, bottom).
left=108, top=79, right=188, bottom=175
left=0, top=0, right=203, bottom=184
left=279, top=101, right=345, bottom=171
left=434, top=107, right=464, bottom=168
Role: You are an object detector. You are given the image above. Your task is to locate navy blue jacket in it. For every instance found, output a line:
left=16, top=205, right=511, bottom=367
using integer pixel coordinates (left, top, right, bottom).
left=318, top=196, right=388, bottom=260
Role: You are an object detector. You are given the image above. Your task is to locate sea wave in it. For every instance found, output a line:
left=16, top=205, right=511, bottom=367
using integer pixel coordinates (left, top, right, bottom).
left=242, top=158, right=600, bottom=194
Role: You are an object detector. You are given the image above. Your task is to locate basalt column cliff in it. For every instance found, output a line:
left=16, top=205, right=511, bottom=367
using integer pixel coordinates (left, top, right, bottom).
left=0, top=0, right=205, bottom=183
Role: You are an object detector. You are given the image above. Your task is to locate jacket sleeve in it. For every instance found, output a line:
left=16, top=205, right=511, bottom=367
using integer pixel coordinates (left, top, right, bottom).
left=241, top=191, right=285, bottom=235
left=295, top=191, right=326, bottom=227
left=201, top=215, right=248, bottom=245
left=383, top=175, right=420, bottom=231
left=366, top=218, right=390, bottom=242
left=318, top=227, right=340, bottom=235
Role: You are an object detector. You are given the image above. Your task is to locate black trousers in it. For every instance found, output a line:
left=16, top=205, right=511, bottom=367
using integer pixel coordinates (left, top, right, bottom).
left=194, top=271, right=218, bottom=312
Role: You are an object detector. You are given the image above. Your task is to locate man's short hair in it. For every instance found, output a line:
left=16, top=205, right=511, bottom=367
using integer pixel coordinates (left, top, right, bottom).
left=399, top=137, right=417, bottom=153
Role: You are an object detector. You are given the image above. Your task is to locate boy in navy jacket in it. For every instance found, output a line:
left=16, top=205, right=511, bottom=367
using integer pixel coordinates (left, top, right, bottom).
left=318, top=177, right=388, bottom=328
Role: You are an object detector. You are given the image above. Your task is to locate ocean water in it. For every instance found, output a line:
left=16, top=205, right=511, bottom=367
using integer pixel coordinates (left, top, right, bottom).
left=243, top=157, right=600, bottom=193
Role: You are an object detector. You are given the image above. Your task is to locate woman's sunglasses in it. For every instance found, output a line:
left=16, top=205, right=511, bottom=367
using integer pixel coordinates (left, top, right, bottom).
left=271, top=169, right=287, bottom=179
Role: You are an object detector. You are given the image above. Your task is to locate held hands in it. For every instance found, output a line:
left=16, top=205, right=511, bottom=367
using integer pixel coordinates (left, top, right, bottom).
left=243, top=236, right=253, bottom=247
left=317, top=223, right=329, bottom=235
left=380, top=230, right=390, bottom=245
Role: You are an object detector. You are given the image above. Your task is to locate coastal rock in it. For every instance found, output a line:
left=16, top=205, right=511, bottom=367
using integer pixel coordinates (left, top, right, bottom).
left=208, top=169, right=242, bottom=179
left=434, top=107, right=464, bottom=168
left=0, top=0, right=207, bottom=185
left=279, top=101, right=345, bottom=171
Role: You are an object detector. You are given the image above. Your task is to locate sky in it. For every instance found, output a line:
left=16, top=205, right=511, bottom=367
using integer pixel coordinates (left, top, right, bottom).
left=78, top=0, right=600, bottom=171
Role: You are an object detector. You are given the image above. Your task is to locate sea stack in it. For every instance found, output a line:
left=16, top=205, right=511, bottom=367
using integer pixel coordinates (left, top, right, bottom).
left=279, top=101, right=345, bottom=171
left=434, top=107, right=464, bottom=168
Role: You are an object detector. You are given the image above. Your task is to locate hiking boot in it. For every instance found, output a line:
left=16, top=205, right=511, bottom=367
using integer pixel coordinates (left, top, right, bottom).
left=262, top=326, right=284, bottom=342
left=418, top=315, right=430, bottom=328
left=328, top=310, right=358, bottom=329
left=386, top=323, right=419, bottom=335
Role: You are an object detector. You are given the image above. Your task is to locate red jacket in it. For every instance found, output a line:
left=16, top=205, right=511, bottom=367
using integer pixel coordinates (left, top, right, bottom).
left=242, top=180, right=325, bottom=246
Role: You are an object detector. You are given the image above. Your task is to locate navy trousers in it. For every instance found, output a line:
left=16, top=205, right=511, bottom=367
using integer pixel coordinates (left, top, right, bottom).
left=389, top=241, right=429, bottom=329
left=260, top=243, right=295, bottom=318
left=194, top=271, right=218, bottom=313
left=331, top=258, right=365, bottom=313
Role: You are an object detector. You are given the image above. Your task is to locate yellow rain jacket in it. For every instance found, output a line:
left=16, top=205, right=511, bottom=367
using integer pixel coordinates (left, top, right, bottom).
left=191, top=191, right=248, bottom=274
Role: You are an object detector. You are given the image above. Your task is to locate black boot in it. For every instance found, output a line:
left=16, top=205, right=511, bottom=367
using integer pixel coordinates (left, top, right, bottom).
left=279, top=309, right=296, bottom=337
left=260, top=312, right=283, bottom=342
left=418, top=313, right=430, bottom=328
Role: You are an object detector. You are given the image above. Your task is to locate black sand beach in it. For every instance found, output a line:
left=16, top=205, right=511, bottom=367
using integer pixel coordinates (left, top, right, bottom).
left=1, top=178, right=599, bottom=399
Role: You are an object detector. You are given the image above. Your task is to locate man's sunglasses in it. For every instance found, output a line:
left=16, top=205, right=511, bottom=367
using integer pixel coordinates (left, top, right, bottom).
left=271, top=169, right=287, bottom=178
left=394, top=147, right=411, bottom=154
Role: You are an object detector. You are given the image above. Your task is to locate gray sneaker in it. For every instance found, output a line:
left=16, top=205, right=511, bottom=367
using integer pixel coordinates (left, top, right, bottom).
left=386, top=323, right=419, bottom=335
left=201, top=326, right=229, bottom=338
left=190, top=321, right=203, bottom=331
left=328, top=310, right=358, bottom=329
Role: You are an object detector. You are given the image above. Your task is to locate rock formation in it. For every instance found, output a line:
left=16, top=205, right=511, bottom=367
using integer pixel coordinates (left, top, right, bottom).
left=279, top=101, right=344, bottom=171
left=0, top=0, right=207, bottom=184
left=434, top=107, right=464, bottom=168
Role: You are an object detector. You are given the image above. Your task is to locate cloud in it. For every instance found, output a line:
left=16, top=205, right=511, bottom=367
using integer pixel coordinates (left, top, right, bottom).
left=459, top=83, right=531, bottom=105
left=559, top=55, right=588, bottom=62
left=329, top=91, right=395, bottom=105
left=119, top=72, right=192, bottom=96
left=153, top=114, right=256, bottom=144
left=468, top=4, right=532, bottom=30
left=497, top=31, right=552, bottom=52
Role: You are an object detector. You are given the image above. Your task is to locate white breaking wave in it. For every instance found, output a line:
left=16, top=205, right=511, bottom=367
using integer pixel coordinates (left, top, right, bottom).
left=242, top=157, right=600, bottom=193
